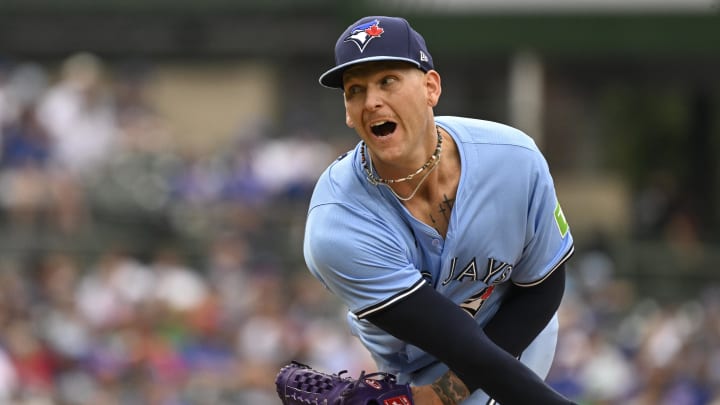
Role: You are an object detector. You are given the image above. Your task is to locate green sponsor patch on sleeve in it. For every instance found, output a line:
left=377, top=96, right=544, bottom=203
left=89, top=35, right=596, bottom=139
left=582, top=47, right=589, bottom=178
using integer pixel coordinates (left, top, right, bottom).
left=554, top=202, right=569, bottom=238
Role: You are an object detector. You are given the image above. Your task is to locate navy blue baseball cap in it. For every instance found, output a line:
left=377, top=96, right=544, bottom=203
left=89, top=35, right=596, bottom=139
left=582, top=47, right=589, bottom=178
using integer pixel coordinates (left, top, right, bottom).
left=319, top=16, right=434, bottom=89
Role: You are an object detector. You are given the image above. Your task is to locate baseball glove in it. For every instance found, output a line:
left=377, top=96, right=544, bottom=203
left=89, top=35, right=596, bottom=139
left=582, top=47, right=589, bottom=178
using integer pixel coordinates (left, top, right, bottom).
left=275, top=361, right=414, bottom=405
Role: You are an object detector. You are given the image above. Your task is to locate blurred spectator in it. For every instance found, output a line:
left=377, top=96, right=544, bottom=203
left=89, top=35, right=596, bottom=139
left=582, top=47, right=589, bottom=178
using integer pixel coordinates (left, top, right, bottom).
left=0, top=104, right=52, bottom=228
left=4, top=319, right=57, bottom=402
left=75, top=249, right=151, bottom=329
left=235, top=273, right=296, bottom=371
left=2, top=105, right=52, bottom=169
left=36, top=52, right=118, bottom=176
left=0, top=61, right=16, bottom=130
left=35, top=254, right=91, bottom=361
left=0, top=63, right=51, bottom=230
left=30, top=52, right=120, bottom=233
left=150, top=248, right=208, bottom=313
left=0, top=346, right=18, bottom=402
left=204, top=233, right=256, bottom=323
left=251, top=131, right=337, bottom=200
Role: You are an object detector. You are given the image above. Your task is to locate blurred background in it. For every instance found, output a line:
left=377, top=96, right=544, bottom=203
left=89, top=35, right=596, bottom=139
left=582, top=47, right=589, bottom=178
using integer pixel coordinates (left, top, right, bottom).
left=0, top=0, right=719, bottom=404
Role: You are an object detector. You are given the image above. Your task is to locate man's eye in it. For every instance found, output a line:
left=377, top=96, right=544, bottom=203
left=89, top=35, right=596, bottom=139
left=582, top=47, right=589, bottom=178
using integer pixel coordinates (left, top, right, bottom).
left=346, top=85, right=363, bottom=96
left=381, top=76, right=397, bottom=86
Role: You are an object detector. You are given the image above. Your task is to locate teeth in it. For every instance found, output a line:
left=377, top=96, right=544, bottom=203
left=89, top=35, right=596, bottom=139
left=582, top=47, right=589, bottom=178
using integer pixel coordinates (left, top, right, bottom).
left=371, top=121, right=387, bottom=127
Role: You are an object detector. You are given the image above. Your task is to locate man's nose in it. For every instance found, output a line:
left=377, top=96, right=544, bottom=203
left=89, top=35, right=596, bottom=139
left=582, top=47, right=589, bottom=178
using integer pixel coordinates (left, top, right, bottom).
left=364, top=87, right=383, bottom=110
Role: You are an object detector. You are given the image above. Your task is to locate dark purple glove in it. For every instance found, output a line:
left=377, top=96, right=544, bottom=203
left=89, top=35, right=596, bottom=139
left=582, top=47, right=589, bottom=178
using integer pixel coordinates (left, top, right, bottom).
left=275, top=361, right=414, bottom=405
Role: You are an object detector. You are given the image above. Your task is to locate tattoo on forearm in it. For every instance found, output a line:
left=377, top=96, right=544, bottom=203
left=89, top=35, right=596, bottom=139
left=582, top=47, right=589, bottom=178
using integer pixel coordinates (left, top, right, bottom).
left=430, top=371, right=470, bottom=405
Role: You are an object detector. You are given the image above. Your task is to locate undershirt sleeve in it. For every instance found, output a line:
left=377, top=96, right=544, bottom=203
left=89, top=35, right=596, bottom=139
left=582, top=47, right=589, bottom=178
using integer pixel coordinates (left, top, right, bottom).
left=483, top=264, right=567, bottom=357
left=365, top=281, right=574, bottom=404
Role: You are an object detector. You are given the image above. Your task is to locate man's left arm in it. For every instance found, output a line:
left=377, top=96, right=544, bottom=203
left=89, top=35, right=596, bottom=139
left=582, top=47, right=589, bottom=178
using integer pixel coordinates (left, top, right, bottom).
left=483, top=264, right=567, bottom=357
left=409, top=267, right=567, bottom=405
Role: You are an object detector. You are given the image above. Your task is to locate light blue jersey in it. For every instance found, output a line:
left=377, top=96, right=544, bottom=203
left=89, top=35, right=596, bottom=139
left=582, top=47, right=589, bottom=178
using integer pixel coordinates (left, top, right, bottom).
left=304, top=116, right=574, bottom=391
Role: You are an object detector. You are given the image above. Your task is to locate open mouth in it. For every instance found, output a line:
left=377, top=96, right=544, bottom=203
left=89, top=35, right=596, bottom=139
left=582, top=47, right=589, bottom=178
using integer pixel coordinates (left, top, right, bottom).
left=370, top=121, right=397, bottom=137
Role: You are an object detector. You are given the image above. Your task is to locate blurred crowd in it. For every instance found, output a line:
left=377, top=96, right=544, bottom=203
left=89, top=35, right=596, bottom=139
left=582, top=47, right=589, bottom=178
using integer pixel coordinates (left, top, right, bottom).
left=0, top=234, right=376, bottom=405
left=0, top=52, right=340, bottom=237
left=550, top=245, right=720, bottom=405
left=0, top=53, right=718, bottom=404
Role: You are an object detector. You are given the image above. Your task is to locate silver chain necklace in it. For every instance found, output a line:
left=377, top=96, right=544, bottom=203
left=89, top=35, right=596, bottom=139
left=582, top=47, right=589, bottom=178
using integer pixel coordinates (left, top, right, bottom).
left=360, top=127, right=443, bottom=201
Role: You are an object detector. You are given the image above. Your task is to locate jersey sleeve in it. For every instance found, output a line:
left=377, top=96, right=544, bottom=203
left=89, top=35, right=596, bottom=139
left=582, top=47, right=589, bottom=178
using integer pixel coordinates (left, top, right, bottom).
left=511, top=153, right=574, bottom=286
left=303, top=202, right=425, bottom=317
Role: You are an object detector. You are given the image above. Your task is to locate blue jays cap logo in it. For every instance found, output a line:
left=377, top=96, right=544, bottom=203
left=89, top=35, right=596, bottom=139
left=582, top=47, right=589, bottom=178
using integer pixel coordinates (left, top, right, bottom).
left=344, top=19, right=384, bottom=52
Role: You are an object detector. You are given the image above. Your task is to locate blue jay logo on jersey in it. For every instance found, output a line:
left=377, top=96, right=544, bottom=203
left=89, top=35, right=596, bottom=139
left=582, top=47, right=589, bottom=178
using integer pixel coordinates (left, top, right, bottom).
left=442, top=257, right=514, bottom=317
left=344, top=19, right=384, bottom=52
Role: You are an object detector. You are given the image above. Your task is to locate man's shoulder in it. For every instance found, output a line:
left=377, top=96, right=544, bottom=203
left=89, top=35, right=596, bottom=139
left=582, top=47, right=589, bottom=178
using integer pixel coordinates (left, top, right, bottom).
left=311, top=149, right=358, bottom=199
left=309, top=145, right=379, bottom=211
left=436, top=116, right=538, bottom=151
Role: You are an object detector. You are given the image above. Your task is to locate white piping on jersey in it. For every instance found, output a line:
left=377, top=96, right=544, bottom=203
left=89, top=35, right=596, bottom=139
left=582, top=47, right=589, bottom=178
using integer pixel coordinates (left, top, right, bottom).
left=355, top=278, right=426, bottom=319
left=513, top=245, right=575, bottom=288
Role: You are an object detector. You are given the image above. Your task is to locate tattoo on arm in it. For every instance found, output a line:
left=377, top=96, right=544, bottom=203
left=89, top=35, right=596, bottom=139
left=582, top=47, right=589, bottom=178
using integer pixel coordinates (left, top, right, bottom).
left=430, top=370, right=470, bottom=405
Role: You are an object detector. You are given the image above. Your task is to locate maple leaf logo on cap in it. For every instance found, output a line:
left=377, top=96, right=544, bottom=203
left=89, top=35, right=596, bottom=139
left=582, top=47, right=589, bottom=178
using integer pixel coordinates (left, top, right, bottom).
left=344, top=19, right=384, bottom=52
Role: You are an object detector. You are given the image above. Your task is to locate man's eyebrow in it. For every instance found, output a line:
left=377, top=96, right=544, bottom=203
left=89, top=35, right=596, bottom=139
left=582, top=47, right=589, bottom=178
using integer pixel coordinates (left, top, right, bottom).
left=343, top=70, right=360, bottom=80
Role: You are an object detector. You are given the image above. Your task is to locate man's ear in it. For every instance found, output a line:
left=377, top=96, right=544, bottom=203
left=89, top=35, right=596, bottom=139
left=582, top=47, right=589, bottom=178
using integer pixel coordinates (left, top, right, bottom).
left=425, top=70, right=442, bottom=107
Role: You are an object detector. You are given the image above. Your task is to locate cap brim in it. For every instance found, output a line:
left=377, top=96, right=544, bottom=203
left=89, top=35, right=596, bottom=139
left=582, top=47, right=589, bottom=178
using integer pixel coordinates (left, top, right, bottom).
left=318, top=56, right=422, bottom=89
